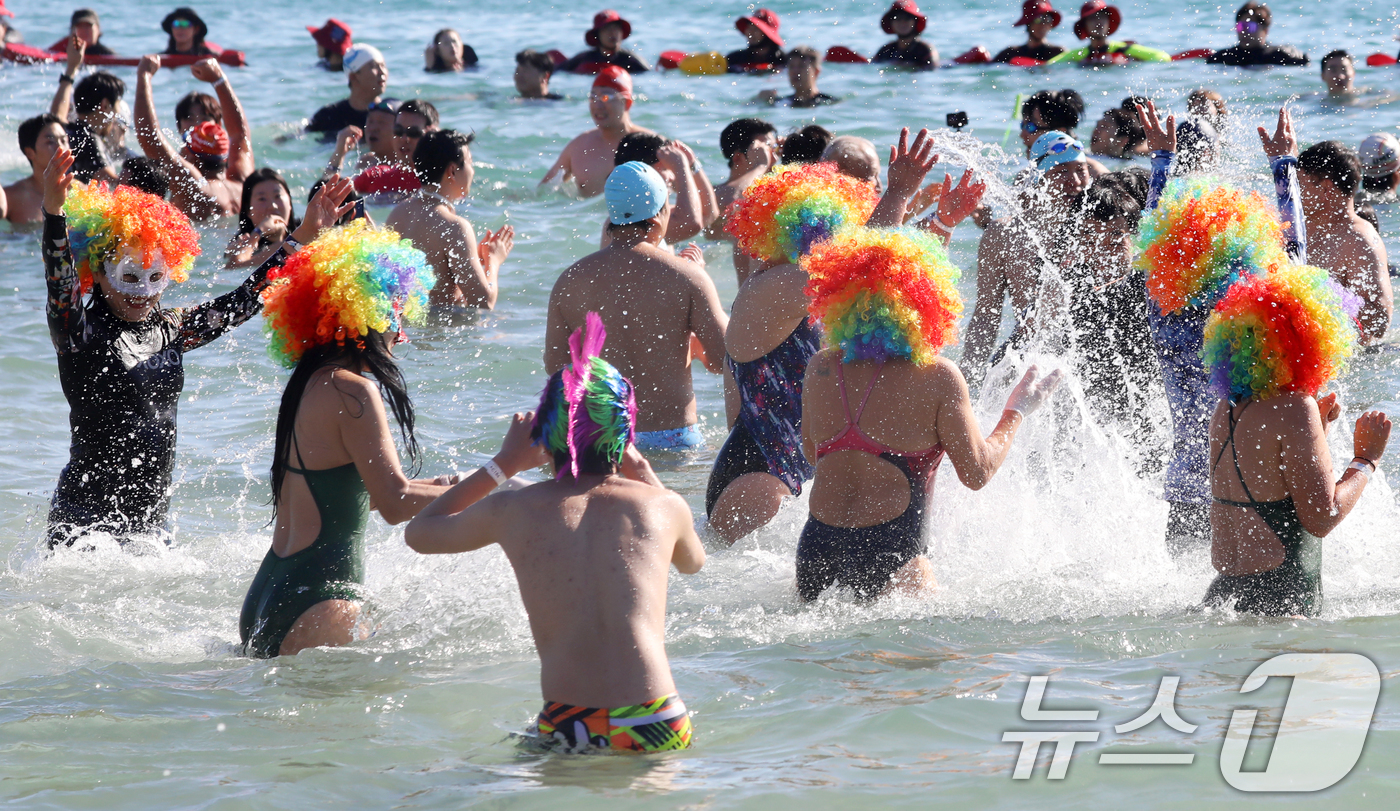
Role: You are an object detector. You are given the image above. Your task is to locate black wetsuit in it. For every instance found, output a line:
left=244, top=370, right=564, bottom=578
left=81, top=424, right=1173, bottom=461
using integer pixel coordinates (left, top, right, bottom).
left=1205, top=43, right=1309, bottom=67
left=66, top=120, right=111, bottom=183
left=992, top=43, right=1066, bottom=63
left=1203, top=402, right=1322, bottom=616
left=559, top=47, right=649, bottom=74
left=727, top=43, right=786, bottom=73
left=307, top=98, right=367, bottom=137
left=872, top=39, right=936, bottom=69
left=43, top=212, right=282, bottom=547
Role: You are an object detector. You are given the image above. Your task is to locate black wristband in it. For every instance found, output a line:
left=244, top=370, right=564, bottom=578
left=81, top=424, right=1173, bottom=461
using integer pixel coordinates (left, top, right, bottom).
left=59, top=74, right=75, bottom=85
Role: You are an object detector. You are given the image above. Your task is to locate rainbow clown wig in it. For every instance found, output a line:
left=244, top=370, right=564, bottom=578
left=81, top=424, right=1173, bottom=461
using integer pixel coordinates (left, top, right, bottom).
left=725, top=162, right=878, bottom=264
left=1202, top=265, right=1359, bottom=403
left=803, top=227, right=963, bottom=366
left=64, top=183, right=200, bottom=293
left=260, top=219, right=435, bottom=368
left=532, top=312, right=638, bottom=480
left=1135, top=177, right=1290, bottom=315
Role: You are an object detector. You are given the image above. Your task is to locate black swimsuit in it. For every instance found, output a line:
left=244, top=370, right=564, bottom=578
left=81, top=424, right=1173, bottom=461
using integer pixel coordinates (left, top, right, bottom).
left=1203, top=402, right=1322, bottom=617
left=43, top=213, right=279, bottom=547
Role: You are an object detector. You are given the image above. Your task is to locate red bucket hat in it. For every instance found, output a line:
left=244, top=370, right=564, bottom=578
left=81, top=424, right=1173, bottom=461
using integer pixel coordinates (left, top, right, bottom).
left=1014, top=0, right=1062, bottom=27
left=881, top=1, right=927, bottom=35
left=1073, top=0, right=1121, bottom=39
left=585, top=10, right=632, bottom=47
left=735, top=9, right=783, bottom=49
left=307, top=19, right=353, bottom=57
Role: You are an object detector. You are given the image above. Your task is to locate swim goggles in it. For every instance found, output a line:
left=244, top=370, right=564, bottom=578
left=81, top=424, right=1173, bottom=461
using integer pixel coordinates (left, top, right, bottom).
left=1235, top=20, right=1262, bottom=34
left=107, top=249, right=171, bottom=297
left=1020, top=120, right=1040, bottom=135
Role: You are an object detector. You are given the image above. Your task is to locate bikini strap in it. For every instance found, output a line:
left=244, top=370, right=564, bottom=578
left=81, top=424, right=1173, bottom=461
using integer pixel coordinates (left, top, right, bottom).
left=284, top=425, right=311, bottom=475
left=850, top=361, right=886, bottom=424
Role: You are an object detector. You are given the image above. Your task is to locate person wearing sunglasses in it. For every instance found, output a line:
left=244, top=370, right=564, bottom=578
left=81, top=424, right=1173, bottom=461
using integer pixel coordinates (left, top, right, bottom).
left=160, top=7, right=214, bottom=57
left=1205, top=2, right=1308, bottom=67
left=393, top=99, right=439, bottom=167
left=541, top=67, right=653, bottom=198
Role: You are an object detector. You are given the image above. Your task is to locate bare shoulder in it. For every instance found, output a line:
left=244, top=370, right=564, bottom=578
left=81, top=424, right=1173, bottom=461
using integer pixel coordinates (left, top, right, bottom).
left=928, top=356, right=969, bottom=393
left=1354, top=217, right=1386, bottom=255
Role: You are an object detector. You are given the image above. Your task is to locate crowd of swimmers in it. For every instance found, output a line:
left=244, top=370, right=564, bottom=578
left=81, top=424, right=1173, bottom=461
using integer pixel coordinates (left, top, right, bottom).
left=3, top=0, right=1399, bottom=756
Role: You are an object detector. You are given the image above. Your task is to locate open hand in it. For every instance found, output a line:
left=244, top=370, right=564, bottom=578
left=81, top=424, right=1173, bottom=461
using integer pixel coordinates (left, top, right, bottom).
left=479, top=225, right=515, bottom=268
left=292, top=175, right=356, bottom=244
left=65, top=34, right=87, bottom=74
left=42, top=147, right=76, bottom=217
left=1004, top=364, right=1064, bottom=418
left=885, top=127, right=937, bottom=201
left=1258, top=106, right=1298, bottom=160
left=933, top=167, right=987, bottom=230
left=1354, top=411, right=1391, bottom=466
left=190, top=58, right=224, bottom=84
left=679, top=242, right=705, bottom=266
left=1136, top=99, right=1175, bottom=153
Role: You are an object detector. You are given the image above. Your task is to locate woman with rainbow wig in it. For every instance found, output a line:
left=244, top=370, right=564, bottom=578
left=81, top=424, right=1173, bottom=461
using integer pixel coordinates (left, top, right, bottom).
left=241, top=217, right=465, bottom=658
left=1133, top=101, right=1309, bottom=560
left=38, top=148, right=349, bottom=549
left=1200, top=265, right=1388, bottom=617
left=796, top=226, right=1062, bottom=601
left=404, top=313, right=706, bottom=754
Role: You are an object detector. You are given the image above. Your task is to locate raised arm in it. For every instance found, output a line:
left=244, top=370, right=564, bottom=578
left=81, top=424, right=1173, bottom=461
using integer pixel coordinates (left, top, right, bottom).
left=961, top=223, right=1013, bottom=385
left=1282, top=399, right=1389, bottom=538
left=50, top=36, right=86, bottom=121
left=191, top=58, right=253, bottom=182
left=660, top=142, right=705, bottom=242
left=912, top=168, right=986, bottom=247
left=41, top=148, right=85, bottom=351
left=133, top=55, right=206, bottom=194
left=935, top=361, right=1061, bottom=490
left=869, top=127, right=935, bottom=229
left=1136, top=101, right=1175, bottom=211
left=1258, top=106, right=1306, bottom=262
left=405, top=412, right=551, bottom=554
left=676, top=141, right=719, bottom=231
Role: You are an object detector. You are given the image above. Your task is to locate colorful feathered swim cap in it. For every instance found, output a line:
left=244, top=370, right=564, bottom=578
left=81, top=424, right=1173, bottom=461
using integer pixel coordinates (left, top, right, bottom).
left=532, top=312, right=638, bottom=480
left=1135, top=177, right=1290, bottom=315
left=260, top=219, right=435, bottom=368
left=725, top=162, right=878, bottom=264
left=64, top=183, right=201, bottom=294
left=803, top=226, right=963, bottom=366
left=1202, top=264, right=1359, bottom=402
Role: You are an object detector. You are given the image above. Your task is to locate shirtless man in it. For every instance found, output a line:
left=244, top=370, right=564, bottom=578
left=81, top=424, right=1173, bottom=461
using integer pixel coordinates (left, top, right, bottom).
left=546, top=162, right=728, bottom=452
left=326, top=100, right=400, bottom=177
left=1296, top=140, right=1393, bottom=343
left=963, top=131, right=1092, bottom=385
left=822, top=136, right=882, bottom=188
left=406, top=398, right=703, bottom=753
left=4, top=114, right=69, bottom=225
left=50, top=35, right=122, bottom=182
left=386, top=130, right=514, bottom=310
left=541, top=66, right=651, bottom=198
left=599, top=133, right=717, bottom=247
left=707, top=118, right=778, bottom=284
left=133, top=55, right=249, bottom=220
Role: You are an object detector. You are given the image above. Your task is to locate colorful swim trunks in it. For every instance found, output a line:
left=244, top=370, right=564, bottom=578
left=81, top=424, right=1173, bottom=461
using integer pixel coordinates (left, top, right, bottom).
left=634, top=424, right=704, bottom=452
left=535, top=693, right=693, bottom=753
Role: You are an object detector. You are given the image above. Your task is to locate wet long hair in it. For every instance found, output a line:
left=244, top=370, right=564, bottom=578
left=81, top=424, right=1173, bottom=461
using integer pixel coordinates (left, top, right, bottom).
left=270, top=332, right=420, bottom=510
left=236, top=168, right=301, bottom=236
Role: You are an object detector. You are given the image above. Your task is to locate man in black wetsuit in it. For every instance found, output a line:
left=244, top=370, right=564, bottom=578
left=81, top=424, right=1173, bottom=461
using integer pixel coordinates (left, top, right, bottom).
left=307, top=45, right=387, bottom=138
left=559, top=10, right=649, bottom=74
left=39, top=147, right=353, bottom=548
left=872, top=1, right=937, bottom=69
left=727, top=9, right=786, bottom=73
left=755, top=47, right=839, bottom=108
left=67, top=9, right=115, bottom=56
left=993, top=0, right=1066, bottom=63
left=1205, top=2, right=1308, bottom=67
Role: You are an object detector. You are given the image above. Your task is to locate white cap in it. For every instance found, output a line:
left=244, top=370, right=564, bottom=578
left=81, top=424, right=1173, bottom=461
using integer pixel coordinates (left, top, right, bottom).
left=345, top=44, right=385, bottom=75
left=1358, top=133, right=1400, bottom=178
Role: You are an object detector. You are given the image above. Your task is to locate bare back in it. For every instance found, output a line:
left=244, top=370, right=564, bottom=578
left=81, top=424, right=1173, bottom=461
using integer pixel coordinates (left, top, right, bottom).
left=549, top=127, right=647, bottom=199
left=545, top=242, right=727, bottom=432
left=1308, top=216, right=1392, bottom=342
left=170, top=172, right=241, bottom=222
left=491, top=478, right=694, bottom=707
left=386, top=196, right=486, bottom=309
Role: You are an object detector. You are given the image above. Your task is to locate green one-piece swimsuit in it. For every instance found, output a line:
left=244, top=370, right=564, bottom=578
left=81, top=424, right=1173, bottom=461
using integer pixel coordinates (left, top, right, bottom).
left=239, top=437, right=369, bottom=657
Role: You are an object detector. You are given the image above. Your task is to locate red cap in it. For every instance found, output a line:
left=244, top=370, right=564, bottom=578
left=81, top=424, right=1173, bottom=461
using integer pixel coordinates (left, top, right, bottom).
left=186, top=121, right=229, bottom=159
left=1073, top=0, right=1121, bottom=39
left=881, top=1, right=927, bottom=36
left=736, top=9, right=783, bottom=49
left=1013, top=0, right=1062, bottom=27
left=592, top=64, right=634, bottom=107
left=353, top=163, right=420, bottom=196
left=307, top=19, right=353, bottom=57
left=585, top=10, right=632, bottom=47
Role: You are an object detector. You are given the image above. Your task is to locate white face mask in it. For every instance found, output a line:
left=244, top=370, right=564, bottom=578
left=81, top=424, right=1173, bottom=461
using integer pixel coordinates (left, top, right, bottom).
left=107, top=250, right=170, bottom=297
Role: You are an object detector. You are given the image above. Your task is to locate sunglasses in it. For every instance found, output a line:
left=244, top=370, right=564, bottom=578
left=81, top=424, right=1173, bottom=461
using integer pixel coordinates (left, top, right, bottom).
left=171, top=19, right=194, bottom=28
left=394, top=125, right=425, bottom=139
left=1021, top=120, right=1040, bottom=134
left=1235, top=20, right=1262, bottom=34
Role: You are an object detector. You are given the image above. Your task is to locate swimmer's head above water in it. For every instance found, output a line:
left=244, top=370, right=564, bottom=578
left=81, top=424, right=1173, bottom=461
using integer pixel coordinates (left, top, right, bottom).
left=725, top=162, right=878, bottom=264
left=532, top=312, right=638, bottom=480
left=803, top=226, right=963, bottom=366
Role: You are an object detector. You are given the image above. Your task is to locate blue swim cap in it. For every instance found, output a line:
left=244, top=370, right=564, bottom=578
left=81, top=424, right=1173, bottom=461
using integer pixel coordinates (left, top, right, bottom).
left=605, top=161, right=668, bottom=225
left=1029, top=131, right=1085, bottom=172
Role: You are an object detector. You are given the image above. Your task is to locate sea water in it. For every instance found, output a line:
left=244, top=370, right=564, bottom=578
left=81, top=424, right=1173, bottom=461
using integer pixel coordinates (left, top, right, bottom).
left=1, top=0, right=1399, bottom=807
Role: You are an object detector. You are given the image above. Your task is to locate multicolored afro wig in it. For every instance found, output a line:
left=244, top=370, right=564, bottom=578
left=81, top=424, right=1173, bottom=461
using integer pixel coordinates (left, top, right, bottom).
left=532, top=312, right=638, bottom=480
left=1134, top=177, right=1290, bottom=315
left=64, top=182, right=200, bottom=294
left=1202, top=264, right=1360, bottom=402
left=260, top=219, right=435, bottom=368
left=725, top=162, right=878, bottom=264
left=803, top=226, right=963, bottom=366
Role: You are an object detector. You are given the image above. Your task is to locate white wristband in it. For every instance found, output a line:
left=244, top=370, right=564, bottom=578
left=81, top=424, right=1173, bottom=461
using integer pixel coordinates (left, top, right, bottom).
left=212, top=76, right=227, bottom=88
left=923, top=213, right=955, bottom=235
left=482, top=459, right=508, bottom=486
left=1346, top=460, right=1373, bottom=481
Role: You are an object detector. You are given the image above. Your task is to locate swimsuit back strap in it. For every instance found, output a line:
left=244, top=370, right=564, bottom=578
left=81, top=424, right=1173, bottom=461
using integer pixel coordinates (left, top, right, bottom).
left=1223, top=401, right=1259, bottom=505
left=284, top=426, right=311, bottom=475
left=850, top=361, right=886, bottom=425
left=835, top=361, right=855, bottom=425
